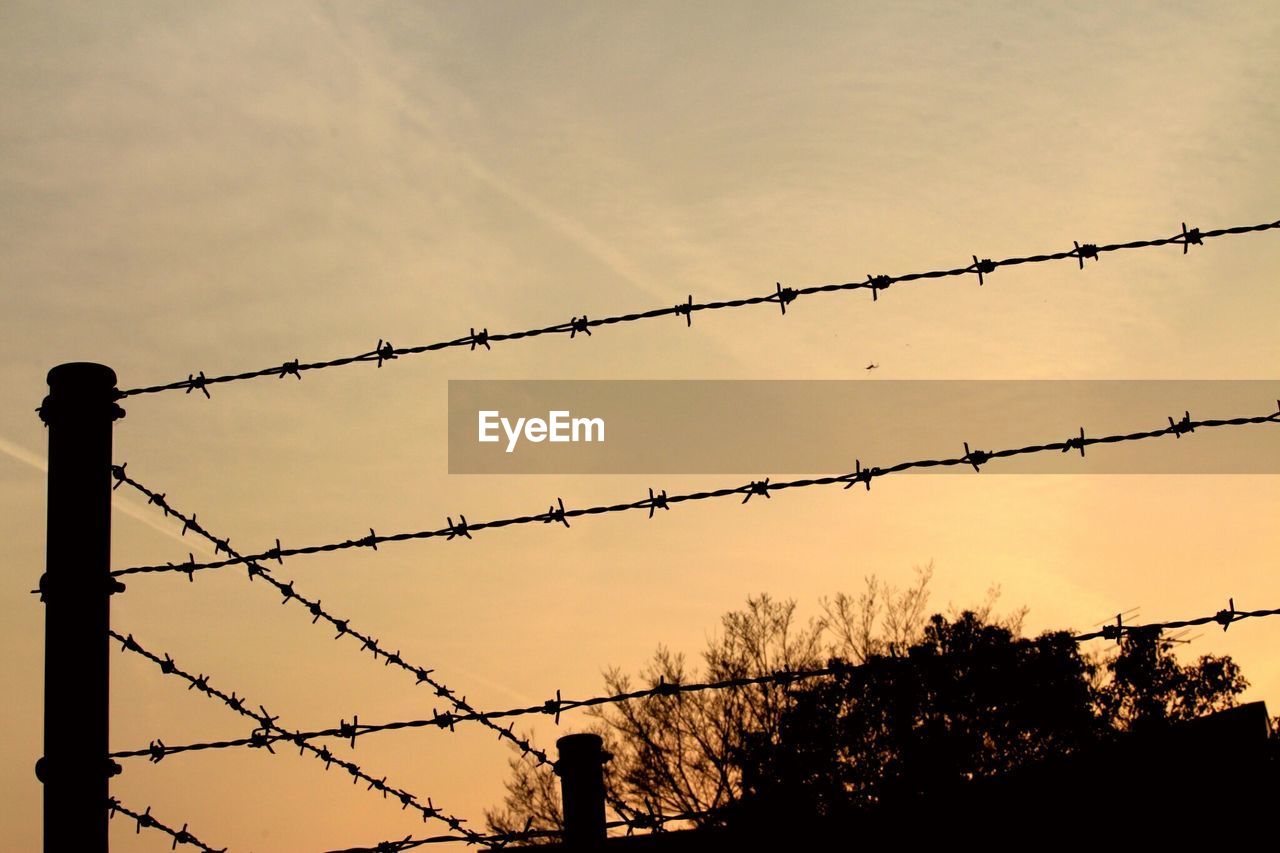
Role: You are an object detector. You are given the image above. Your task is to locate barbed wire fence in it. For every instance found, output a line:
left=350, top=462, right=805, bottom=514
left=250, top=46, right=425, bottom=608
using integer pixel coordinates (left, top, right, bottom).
left=102, top=467, right=651, bottom=832
left=32, top=216, right=1280, bottom=851
left=96, top=402, right=1280, bottom=851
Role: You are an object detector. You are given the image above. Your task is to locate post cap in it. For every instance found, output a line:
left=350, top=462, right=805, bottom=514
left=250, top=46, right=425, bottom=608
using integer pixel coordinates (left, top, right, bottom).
left=40, top=363, right=123, bottom=425
left=47, top=362, right=117, bottom=390
left=556, top=732, right=605, bottom=763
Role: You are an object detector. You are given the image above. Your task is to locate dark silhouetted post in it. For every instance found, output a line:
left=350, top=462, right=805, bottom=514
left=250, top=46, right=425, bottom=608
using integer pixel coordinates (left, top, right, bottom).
left=556, top=733, right=608, bottom=849
left=37, top=363, right=122, bottom=852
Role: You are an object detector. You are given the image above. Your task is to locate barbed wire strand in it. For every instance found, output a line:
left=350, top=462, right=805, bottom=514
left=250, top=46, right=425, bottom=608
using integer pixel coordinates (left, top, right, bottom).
left=109, top=629, right=488, bottom=844
left=110, top=599, right=1276, bottom=763
left=115, top=218, right=1279, bottom=400
left=113, top=404, right=1280, bottom=580
left=108, top=797, right=226, bottom=852
left=326, top=811, right=710, bottom=853
left=105, top=467, right=648, bottom=829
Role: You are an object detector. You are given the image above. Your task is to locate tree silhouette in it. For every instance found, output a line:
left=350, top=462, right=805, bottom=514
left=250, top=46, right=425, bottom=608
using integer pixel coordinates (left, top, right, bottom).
left=485, top=567, right=1252, bottom=837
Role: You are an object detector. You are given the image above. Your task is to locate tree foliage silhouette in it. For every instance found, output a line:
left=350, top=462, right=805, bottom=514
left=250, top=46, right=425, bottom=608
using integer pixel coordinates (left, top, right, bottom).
left=485, top=566, right=1250, bottom=837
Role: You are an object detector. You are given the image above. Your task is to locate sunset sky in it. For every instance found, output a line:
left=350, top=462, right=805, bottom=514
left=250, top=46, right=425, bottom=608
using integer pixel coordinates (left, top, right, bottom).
left=2, top=2, right=1279, bottom=850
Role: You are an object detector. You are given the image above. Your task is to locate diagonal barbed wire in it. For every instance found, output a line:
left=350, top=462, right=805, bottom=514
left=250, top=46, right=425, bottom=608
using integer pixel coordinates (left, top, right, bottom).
left=108, top=797, right=226, bottom=852
left=113, top=404, right=1280, bottom=580
left=109, top=629, right=486, bottom=842
left=106, top=467, right=648, bottom=829
left=110, top=598, right=1277, bottom=763
left=327, top=811, right=710, bottom=852
left=114, top=218, right=1280, bottom=400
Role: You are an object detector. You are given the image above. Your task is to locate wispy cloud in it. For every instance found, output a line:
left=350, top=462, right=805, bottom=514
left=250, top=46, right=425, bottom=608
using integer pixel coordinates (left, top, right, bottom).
left=310, top=5, right=681, bottom=306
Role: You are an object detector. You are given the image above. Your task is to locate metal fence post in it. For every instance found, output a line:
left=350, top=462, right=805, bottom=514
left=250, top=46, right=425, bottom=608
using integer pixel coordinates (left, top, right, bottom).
left=36, top=363, right=123, bottom=852
left=556, top=733, right=608, bottom=849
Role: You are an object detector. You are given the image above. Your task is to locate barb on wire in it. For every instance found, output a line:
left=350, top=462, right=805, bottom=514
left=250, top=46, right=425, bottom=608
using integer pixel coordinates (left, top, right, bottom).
left=108, top=798, right=226, bottom=852
left=1072, top=597, right=1275, bottom=641
left=112, top=403, right=1280, bottom=580
left=114, top=217, right=1280, bottom=398
left=110, top=629, right=484, bottom=842
left=108, top=467, right=648, bottom=828
left=112, top=598, right=1280, bottom=763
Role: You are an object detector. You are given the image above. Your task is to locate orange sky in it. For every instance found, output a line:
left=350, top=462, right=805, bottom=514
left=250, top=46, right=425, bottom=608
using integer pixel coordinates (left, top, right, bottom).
left=2, top=2, right=1278, bottom=850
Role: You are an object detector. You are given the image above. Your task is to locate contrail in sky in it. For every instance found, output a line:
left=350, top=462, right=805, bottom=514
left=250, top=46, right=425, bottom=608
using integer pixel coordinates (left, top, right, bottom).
left=0, top=435, right=213, bottom=555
